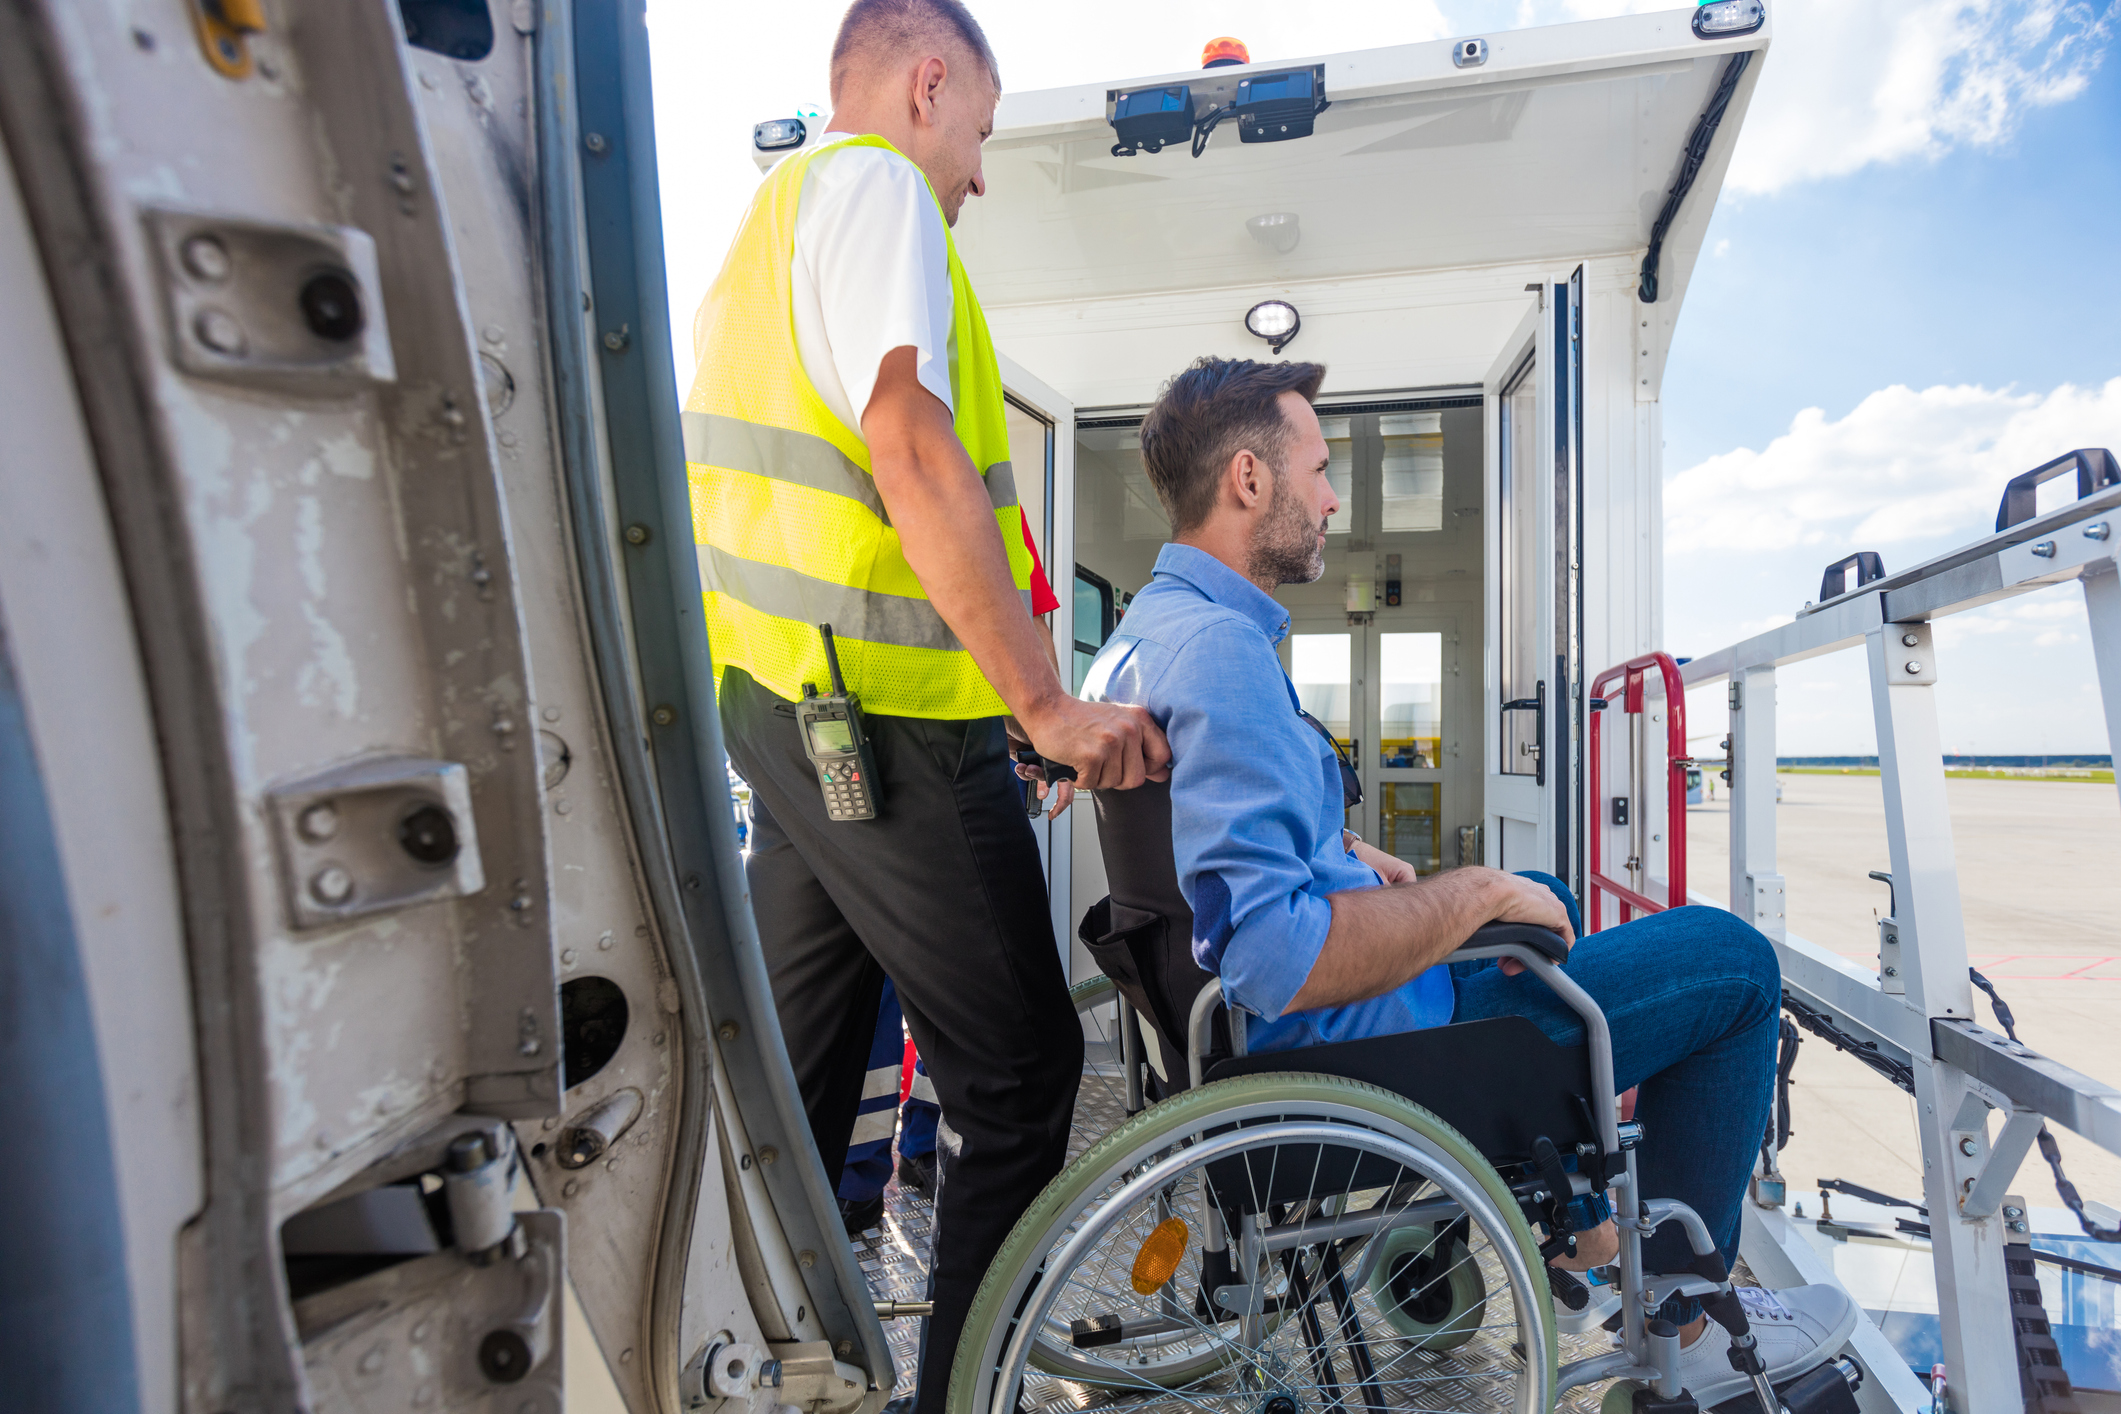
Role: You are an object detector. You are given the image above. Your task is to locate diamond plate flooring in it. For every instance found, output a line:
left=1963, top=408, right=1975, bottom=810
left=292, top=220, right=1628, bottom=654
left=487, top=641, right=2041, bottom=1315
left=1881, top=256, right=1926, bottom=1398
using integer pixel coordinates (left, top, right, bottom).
left=851, top=1050, right=1754, bottom=1412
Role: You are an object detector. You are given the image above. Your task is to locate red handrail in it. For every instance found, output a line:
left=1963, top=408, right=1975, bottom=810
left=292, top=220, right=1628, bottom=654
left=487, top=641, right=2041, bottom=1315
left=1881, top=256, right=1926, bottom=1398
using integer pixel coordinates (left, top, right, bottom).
left=1587, top=651, right=1688, bottom=932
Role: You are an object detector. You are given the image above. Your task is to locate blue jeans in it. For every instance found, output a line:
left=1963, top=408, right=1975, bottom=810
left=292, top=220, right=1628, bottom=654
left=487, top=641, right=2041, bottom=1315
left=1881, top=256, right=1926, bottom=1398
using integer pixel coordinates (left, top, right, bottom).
left=1451, top=873, right=1780, bottom=1320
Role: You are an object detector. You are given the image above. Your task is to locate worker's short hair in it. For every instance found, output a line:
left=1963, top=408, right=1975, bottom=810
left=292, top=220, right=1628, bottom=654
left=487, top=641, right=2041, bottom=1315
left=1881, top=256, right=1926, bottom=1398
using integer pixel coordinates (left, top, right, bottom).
left=1139, top=357, right=1328, bottom=537
left=831, top=0, right=1000, bottom=100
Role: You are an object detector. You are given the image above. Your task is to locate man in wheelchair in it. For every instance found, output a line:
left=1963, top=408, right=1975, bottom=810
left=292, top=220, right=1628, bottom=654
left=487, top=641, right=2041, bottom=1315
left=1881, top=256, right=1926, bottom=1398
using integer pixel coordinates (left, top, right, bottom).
left=1074, top=356, right=1857, bottom=1404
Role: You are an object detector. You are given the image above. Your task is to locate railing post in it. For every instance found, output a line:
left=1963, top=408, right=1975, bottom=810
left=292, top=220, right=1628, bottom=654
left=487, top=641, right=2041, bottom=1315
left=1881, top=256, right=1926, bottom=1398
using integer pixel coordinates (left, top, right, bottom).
left=1727, top=665, right=1783, bottom=941
left=2084, top=564, right=2121, bottom=819
left=1868, top=621, right=2012, bottom=1413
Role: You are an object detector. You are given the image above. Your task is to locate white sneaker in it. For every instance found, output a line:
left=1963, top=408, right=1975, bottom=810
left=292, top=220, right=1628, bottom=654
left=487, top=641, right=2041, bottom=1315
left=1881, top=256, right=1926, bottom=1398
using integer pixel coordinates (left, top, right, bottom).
left=1671, top=1285, right=1858, bottom=1406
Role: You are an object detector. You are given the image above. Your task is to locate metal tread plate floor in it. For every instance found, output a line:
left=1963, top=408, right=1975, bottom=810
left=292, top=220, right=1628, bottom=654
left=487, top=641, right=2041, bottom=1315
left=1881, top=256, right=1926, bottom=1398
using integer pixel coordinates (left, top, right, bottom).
left=850, top=1058, right=1689, bottom=1411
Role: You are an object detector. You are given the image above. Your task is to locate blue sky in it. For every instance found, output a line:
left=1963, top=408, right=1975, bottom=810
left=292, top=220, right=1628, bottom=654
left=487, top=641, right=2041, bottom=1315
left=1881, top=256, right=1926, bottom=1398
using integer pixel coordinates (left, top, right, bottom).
left=647, top=0, right=2120, bottom=755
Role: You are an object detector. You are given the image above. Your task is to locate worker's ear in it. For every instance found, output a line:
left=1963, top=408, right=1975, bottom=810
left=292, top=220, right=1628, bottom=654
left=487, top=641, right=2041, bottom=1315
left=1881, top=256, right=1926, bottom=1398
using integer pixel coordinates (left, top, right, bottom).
left=1227, top=448, right=1270, bottom=512
left=911, top=55, right=949, bottom=127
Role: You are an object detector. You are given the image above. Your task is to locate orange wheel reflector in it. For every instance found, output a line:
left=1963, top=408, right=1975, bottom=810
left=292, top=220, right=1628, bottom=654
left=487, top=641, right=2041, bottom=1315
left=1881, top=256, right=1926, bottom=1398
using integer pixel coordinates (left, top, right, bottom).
left=1130, top=1216, right=1191, bottom=1295
left=1201, top=36, right=1250, bottom=68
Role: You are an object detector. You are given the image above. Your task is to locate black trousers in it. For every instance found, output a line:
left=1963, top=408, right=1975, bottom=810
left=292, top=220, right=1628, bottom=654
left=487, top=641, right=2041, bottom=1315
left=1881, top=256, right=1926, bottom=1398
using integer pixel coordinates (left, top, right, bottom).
left=720, top=669, right=1081, bottom=1412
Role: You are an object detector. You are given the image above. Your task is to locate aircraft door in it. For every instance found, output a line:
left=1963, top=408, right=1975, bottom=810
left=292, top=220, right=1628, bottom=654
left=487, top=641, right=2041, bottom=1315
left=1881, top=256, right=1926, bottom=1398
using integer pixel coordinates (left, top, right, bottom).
left=1484, top=273, right=1586, bottom=886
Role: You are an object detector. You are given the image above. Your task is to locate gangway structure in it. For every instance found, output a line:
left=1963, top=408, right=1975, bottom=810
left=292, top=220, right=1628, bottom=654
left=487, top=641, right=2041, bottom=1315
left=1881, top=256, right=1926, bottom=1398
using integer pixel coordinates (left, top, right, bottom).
left=1639, top=448, right=2121, bottom=1412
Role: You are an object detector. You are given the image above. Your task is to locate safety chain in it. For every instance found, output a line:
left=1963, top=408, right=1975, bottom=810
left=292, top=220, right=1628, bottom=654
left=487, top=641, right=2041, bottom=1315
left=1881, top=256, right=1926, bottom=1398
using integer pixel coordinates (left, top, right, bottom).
left=1968, top=969, right=2121, bottom=1244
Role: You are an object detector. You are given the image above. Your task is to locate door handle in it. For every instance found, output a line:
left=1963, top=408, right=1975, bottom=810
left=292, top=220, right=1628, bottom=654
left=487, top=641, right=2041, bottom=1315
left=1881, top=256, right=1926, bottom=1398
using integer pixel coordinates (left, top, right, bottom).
left=1500, top=682, right=1546, bottom=786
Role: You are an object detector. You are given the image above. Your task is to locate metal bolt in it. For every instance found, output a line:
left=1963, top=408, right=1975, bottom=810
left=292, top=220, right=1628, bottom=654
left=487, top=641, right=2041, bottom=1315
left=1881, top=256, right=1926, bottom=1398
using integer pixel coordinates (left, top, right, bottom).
left=1904, top=661, right=1923, bottom=675
left=193, top=308, right=246, bottom=354
left=1901, top=632, right=1920, bottom=647
left=562, top=1179, right=579, bottom=1198
left=1958, top=1137, right=1978, bottom=1156
left=584, top=132, right=607, bottom=153
left=298, top=801, right=340, bottom=841
left=180, top=233, right=231, bottom=281
left=602, top=326, right=629, bottom=352
left=2087, top=522, right=2112, bottom=542
left=2011, top=1219, right=2029, bottom=1233
left=1882, top=966, right=1898, bottom=977
left=598, top=931, right=614, bottom=950
left=758, top=1146, right=777, bottom=1165
left=2004, top=1205, right=2024, bottom=1219
left=623, top=523, right=651, bottom=545
left=718, top=1020, right=739, bottom=1041
left=798, top=1249, right=815, bottom=1267
left=560, top=948, right=577, bottom=965
left=2032, top=540, right=2057, bottom=558
left=310, top=865, right=355, bottom=905
left=651, top=704, right=677, bottom=726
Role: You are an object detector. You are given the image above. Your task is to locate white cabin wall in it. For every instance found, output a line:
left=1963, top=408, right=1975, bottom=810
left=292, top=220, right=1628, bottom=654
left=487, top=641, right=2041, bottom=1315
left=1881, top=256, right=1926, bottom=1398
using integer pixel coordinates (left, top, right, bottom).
left=1582, top=256, right=1662, bottom=687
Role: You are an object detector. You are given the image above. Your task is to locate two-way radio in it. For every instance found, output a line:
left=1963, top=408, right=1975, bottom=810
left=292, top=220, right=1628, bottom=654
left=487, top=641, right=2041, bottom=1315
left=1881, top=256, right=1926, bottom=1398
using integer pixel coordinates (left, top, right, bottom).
left=799, top=624, right=880, bottom=821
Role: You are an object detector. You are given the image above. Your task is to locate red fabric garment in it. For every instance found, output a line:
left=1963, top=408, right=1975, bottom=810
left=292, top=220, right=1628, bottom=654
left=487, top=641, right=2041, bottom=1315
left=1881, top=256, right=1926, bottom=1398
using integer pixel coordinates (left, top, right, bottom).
left=1021, top=511, right=1059, bottom=616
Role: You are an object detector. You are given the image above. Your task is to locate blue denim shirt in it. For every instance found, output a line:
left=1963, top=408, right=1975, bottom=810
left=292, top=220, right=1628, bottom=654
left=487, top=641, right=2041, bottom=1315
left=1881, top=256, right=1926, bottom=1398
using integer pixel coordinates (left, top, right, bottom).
left=1081, top=544, right=1453, bottom=1053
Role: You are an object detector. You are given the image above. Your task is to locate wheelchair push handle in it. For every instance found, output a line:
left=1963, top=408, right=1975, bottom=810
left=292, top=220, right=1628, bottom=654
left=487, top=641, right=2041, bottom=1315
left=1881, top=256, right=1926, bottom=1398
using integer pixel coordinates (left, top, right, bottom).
left=1456, top=920, right=1571, bottom=967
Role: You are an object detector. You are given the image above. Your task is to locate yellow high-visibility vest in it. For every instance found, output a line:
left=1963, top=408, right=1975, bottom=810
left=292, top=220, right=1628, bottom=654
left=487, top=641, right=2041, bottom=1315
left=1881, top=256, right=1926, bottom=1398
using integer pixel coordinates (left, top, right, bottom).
left=684, top=134, right=1032, bottom=720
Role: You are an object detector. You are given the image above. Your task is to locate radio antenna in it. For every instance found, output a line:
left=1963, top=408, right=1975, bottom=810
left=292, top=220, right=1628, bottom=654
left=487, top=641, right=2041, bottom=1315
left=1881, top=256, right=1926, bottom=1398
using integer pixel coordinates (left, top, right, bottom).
left=817, top=623, right=848, bottom=697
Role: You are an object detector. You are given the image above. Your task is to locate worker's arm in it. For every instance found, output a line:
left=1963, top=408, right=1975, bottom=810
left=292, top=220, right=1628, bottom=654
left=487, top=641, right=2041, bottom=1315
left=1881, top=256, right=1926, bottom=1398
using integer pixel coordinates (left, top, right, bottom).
left=1285, top=867, right=1574, bottom=1012
left=864, top=346, right=1169, bottom=790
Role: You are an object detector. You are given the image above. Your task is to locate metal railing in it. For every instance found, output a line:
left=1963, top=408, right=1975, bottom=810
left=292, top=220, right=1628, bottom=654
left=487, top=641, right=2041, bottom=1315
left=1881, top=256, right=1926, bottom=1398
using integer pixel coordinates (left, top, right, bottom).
left=1673, top=449, right=2121, bottom=1412
left=1587, top=651, right=1690, bottom=928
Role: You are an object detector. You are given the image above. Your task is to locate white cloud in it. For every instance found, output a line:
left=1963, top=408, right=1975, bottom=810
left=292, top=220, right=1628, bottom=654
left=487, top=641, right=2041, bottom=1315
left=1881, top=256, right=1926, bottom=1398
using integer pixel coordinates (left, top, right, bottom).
left=1666, top=377, right=2121, bottom=553
left=1543, top=0, right=2113, bottom=194
left=1728, top=0, right=2114, bottom=194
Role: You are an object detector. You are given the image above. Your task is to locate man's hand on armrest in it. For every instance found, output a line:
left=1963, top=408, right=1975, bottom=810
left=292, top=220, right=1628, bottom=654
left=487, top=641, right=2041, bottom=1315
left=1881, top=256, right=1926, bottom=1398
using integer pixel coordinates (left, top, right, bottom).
left=1285, top=867, right=1574, bottom=1012
left=864, top=346, right=1170, bottom=791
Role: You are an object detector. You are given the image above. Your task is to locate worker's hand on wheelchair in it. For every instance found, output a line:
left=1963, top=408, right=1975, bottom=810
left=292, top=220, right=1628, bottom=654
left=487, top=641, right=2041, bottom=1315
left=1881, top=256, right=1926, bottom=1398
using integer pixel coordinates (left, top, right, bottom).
left=1479, top=868, right=1575, bottom=974
left=1029, top=697, right=1171, bottom=792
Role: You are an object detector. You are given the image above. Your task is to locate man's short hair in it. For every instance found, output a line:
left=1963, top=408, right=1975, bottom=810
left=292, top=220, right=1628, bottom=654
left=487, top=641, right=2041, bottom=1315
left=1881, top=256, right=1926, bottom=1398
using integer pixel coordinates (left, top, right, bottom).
left=831, top=0, right=1000, bottom=100
left=1138, top=357, right=1327, bottom=537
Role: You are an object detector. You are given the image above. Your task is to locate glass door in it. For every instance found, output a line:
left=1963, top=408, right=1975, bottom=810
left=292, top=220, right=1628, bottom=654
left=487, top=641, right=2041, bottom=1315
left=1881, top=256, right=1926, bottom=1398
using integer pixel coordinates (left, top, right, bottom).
left=1370, top=626, right=1449, bottom=875
left=1284, top=622, right=1361, bottom=837
left=1482, top=275, right=1583, bottom=883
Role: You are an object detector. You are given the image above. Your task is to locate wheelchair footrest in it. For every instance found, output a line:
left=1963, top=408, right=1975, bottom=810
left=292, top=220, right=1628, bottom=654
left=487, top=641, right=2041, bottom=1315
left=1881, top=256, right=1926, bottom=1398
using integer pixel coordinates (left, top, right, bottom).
left=1630, top=1391, right=1699, bottom=1413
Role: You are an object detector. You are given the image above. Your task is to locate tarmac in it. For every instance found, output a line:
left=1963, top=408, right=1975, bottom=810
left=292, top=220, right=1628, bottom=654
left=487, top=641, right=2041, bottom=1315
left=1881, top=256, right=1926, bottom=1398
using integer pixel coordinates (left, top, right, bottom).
left=1686, top=771, right=2121, bottom=1219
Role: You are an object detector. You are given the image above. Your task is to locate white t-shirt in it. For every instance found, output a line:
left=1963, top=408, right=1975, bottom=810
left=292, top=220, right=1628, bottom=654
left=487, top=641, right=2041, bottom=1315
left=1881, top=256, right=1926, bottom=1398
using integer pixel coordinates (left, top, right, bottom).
left=789, top=133, right=956, bottom=434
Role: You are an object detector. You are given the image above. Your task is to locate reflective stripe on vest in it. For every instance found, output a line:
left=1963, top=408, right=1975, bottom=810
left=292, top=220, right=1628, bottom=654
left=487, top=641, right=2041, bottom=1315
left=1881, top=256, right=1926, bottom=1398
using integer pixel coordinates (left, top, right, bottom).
left=684, top=134, right=1032, bottom=720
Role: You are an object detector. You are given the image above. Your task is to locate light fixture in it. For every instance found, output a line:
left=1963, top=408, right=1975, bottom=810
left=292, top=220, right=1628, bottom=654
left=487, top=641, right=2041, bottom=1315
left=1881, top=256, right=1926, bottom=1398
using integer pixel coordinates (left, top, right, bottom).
left=753, top=118, right=807, bottom=151
left=1234, top=68, right=1327, bottom=144
left=1244, top=299, right=1300, bottom=354
left=1246, top=212, right=1300, bottom=255
left=1201, top=36, right=1250, bottom=68
left=1110, top=85, right=1194, bottom=157
left=1692, top=0, right=1765, bottom=38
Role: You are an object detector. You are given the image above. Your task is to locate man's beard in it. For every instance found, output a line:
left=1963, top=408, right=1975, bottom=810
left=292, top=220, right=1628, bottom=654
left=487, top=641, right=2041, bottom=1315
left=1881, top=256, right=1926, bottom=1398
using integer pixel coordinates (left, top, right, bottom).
left=1247, top=468, right=1327, bottom=587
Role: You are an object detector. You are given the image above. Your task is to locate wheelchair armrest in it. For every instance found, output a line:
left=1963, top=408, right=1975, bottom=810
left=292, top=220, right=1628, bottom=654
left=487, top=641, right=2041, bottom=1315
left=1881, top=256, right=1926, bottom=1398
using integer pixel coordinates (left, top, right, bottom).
left=1454, top=921, right=1571, bottom=967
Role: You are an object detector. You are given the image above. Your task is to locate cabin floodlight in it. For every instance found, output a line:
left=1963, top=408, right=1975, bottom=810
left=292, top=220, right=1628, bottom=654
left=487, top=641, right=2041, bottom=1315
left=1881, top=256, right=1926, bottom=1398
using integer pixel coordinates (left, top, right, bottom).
left=1233, top=68, right=1327, bottom=144
left=1110, top=86, right=1195, bottom=157
left=1244, top=299, right=1300, bottom=354
left=1691, top=0, right=1765, bottom=38
left=753, top=118, right=807, bottom=152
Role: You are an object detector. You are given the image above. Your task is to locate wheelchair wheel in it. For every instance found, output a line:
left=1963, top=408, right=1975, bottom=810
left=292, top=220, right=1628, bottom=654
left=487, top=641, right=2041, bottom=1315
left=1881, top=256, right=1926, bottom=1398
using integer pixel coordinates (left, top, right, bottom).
left=949, top=1073, right=1556, bottom=1414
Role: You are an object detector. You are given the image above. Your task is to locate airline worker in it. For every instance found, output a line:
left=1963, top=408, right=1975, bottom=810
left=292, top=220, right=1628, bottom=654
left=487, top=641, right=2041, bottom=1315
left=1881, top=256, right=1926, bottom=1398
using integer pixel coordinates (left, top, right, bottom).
left=682, top=2, right=1169, bottom=1406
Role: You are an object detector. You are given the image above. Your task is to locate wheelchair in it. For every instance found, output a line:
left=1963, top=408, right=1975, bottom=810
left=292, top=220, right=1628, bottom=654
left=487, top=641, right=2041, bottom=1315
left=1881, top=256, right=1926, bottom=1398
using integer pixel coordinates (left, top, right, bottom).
left=946, top=783, right=1800, bottom=1414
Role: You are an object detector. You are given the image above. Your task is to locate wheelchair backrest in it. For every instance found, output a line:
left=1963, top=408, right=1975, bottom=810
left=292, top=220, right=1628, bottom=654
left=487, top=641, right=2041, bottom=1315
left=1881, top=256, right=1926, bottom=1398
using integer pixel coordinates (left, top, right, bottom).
left=1082, top=780, right=1226, bottom=1090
